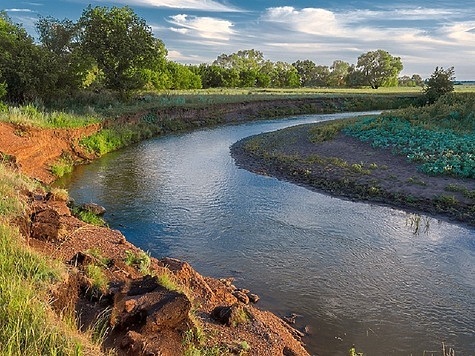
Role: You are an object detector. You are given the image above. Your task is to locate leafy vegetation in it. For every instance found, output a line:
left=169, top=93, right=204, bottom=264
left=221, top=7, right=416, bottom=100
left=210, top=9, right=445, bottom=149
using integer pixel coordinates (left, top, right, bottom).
left=72, top=207, right=106, bottom=226
left=423, top=66, right=455, bottom=104
left=344, top=93, right=475, bottom=178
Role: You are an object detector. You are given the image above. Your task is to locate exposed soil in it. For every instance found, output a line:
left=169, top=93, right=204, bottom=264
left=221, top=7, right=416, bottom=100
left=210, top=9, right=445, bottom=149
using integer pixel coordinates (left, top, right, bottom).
left=1, top=100, right=332, bottom=355
left=0, top=122, right=99, bottom=183
left=23, top=193, right=308, bottom=355
left=231, top=123, right=475, bottom=226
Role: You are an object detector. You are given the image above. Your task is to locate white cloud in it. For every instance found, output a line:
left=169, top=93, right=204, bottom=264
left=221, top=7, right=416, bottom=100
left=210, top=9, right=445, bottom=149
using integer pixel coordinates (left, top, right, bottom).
left=5, top=8, right=34, bottom=12
left=444, top=22, right=475, bottom=44
left=95, top=0, right=242, bottom=12
left=167, top=14, right=234, bottom=41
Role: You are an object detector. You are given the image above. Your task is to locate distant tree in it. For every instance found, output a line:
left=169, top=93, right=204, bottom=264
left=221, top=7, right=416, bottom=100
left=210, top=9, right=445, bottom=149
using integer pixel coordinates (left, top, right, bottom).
left=166, top=62, right=202, bottom=90
left=411, top=74, right=424, bottom=87
left=328, top=60, right=350, bottom=87
left=214, top=49, right=265, bottom=71
left=292, top=60, right=330, bottom=87
left=423, top=66, right=455, bottom=104
left=355, top=50, right=403, bottom=89
left=398, top=74, right=423, bottom=87
left=213, top=49, right=266, bottom=87
left=78, top=6, right=167, bottom=95
left=269, top=61, right=300, bottom=88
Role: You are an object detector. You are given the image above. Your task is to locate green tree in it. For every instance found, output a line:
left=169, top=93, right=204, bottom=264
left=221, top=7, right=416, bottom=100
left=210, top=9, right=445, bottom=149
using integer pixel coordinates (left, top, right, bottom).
left=36, top=16, right=87, bottom=96
left=292, top=60, right=330, bottom=87
left=423, top=66, right=455, bottom=104
left=78, top=6, right=167, bottom=94
left=0, top=12, right=47, bottom=102
left=166, top=62, right=202, bottom=90
left=355, top=49, right=403, bottom=89
left=269, top=61, right=300, bottom=88
left=328, top=60, right=350, bottom=87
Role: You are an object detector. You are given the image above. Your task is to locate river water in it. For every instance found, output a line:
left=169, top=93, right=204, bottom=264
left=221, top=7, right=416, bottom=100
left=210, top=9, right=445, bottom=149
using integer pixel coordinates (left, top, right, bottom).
left=58, top=112, right=475, bottom=355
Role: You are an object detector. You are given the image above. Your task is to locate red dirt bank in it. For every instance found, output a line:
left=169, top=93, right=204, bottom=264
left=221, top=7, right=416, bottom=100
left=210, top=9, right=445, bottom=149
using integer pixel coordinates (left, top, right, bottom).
left=0, top=103, right=313, bottom=355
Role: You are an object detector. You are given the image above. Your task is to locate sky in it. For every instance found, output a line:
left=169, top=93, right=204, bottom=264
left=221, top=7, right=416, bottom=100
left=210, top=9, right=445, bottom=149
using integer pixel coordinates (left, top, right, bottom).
left=2, top=0, right=475, bottom=80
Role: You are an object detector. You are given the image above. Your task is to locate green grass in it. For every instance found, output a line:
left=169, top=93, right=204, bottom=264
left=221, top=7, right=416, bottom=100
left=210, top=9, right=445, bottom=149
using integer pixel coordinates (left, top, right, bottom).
left=124, top=250, right=151, bottom=275
left=0, top=163, right=102, bottom=355
left=0, top=103, right=100, bottom=128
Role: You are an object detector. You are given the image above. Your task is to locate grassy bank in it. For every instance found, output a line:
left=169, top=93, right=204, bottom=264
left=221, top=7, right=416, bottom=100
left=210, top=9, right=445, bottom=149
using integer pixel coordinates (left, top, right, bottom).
left=231, top=92, right=475, bottom=226
left=0, top=164, right=101, bottom=355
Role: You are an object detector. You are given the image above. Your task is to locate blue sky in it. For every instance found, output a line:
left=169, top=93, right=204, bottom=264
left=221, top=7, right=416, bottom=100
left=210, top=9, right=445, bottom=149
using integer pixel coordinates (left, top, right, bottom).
left=3, top=0, right=475, bottom=79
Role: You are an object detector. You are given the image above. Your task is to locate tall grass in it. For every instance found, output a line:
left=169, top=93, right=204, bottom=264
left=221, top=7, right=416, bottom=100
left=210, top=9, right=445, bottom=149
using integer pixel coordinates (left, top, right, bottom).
left=0, top=164, right=101, bottom=355
left=0, top=104, right=100, bottom=128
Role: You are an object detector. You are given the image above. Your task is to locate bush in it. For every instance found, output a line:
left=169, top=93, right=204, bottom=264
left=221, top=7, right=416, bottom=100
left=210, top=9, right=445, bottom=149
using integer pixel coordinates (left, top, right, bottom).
left=423, top=66, right=455, bottom=104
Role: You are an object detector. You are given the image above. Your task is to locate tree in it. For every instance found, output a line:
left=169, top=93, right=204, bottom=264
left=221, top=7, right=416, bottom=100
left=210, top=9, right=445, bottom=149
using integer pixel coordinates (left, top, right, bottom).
left=269, top=61, right=300, bottom=88
left=78, top=6, right=167, bottom=94
left=355, top=50, right=403, bottom=89
left=0, top=12, right=48, bottom=102
left=423, top=66, right=455, bottom=104
left=36, top=16, right=87, bottom=96
left=292, top=60, right=329, bottom=87
left=328, top=60, right=350, bottom=87
left=166, top=62, right=201, bottom=90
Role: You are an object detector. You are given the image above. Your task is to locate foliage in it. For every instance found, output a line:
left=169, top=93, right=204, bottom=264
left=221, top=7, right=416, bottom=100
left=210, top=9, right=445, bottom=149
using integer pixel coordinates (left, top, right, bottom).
left=423, top=66, right=455, bottom=104
left=0, top=12, right=48, bottom=102
left=85, top=264, right=108, bottom=291
left=124, top=250, right=151, bottom=274
left=72, top=207, right=106, bottom=226
left=50, top=152, right=74, bottom=178
left=78, top=5, right=167, bottom=94
left=292, top=60, right=330, bottom=87
left=344, top=115, right=475, bottom=178
left=328, top=60, right=350, bottom=87
left=354, top=50, right=403, bottom=89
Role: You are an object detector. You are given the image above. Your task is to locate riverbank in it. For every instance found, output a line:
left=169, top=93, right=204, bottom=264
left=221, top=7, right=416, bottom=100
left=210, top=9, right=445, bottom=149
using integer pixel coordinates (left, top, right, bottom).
left=231, top=117, right=475, bottom=227
left=1, top=98, right=353, bottom=354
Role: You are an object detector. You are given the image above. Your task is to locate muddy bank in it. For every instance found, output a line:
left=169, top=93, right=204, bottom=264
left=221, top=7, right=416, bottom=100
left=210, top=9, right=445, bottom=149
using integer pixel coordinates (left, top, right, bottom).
left=231, top=122, right=475, bottom=227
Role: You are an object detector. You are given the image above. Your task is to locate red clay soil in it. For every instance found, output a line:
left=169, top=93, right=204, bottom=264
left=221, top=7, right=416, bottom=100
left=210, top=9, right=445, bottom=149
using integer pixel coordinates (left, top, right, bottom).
left=1, top=117, right=310, bottom=354
left=0, top=122, right=100, bottom=183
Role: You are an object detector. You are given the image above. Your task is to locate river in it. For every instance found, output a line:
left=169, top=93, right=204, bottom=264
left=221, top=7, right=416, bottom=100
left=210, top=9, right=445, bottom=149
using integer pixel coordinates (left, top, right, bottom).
left=57, top=112, right=475, bottom=355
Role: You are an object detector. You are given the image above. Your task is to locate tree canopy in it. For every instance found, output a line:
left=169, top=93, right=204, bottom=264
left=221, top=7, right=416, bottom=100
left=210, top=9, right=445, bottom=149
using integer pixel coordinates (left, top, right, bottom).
left=78, top=6, right=167, bottom=94
left=355, top=50, right=403, bottom=89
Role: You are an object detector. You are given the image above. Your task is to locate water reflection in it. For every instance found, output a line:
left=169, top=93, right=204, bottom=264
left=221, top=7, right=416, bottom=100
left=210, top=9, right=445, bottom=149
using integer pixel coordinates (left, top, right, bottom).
left=60, top=113, right=475, bottom=355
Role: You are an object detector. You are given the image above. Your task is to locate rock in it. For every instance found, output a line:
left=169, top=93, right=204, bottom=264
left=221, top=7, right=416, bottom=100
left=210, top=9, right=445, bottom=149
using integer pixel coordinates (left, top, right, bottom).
left=30, top=208, right=60, bottom=241
left=81, top=203, right=106, bottom=216
left=232, top=290, right=250, bottom=304
left=283, top=346, right=299, bottom=356
left=111, top=275, right=192, bottom=333
left=211, top=304, right=249, bottom=327
left=283, top=313, right=301, bottom=325
left=248, top=293, right=260, bottom=303
left=120, top=330, right=144, bottom=354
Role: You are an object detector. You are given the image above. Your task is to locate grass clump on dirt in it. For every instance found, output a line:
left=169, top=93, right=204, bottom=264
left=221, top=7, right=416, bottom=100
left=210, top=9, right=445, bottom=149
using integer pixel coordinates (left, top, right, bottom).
left=0, top=164, right=101, bottom=355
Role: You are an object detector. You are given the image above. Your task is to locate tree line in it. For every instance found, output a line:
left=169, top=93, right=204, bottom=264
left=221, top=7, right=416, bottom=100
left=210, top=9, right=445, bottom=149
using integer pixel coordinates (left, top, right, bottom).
left=0, top=6, right=451, bottom=104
